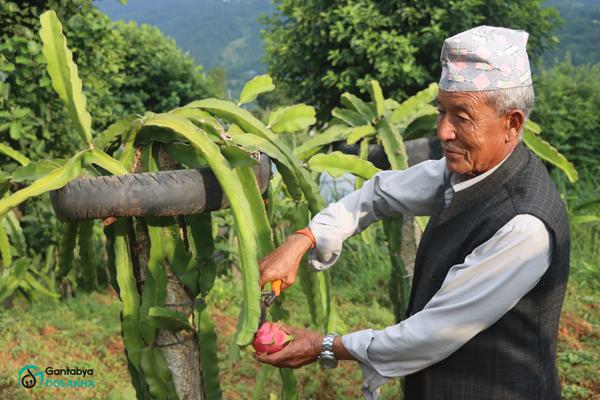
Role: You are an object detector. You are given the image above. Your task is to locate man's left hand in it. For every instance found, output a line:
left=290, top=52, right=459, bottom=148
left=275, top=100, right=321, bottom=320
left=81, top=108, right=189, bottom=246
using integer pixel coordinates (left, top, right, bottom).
left=254, top=325, right=323, bottom=369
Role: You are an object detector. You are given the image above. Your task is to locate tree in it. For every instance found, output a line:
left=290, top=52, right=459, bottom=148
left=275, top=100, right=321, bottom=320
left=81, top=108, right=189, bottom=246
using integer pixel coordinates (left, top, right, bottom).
left=532, top=57, right=600, bottom=173
left=261, top=0, right=562, bottom=120
left=0, top=0, right=215, bottom=261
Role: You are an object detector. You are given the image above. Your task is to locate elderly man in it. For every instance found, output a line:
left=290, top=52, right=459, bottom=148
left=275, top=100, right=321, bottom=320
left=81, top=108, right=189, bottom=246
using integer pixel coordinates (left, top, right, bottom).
left=256, top=26, right=569, bottom=400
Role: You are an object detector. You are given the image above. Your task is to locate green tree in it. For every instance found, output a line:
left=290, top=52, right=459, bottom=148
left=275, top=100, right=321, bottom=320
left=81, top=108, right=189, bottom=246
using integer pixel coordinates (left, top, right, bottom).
left=261, top=0, right=561, bottom=119
left=0, top=0, right=214, bottom=265
left=531, top=57, right=600, bottom=173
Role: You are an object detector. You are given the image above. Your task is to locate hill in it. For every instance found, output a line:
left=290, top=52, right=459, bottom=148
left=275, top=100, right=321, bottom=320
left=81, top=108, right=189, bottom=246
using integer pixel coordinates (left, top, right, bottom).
left=94, top=0, right=272, bottom=96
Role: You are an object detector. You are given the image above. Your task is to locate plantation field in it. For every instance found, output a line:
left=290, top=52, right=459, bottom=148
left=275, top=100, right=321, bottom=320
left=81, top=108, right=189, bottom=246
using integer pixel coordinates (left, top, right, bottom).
left=1, top=227, right=598, bottom=399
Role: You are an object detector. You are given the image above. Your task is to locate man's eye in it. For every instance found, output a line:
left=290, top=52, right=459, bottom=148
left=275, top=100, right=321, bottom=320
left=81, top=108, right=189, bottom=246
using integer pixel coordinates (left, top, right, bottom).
left=437, top=109, right=446, bottom=114
left=457, top=114, right=469, bottom=121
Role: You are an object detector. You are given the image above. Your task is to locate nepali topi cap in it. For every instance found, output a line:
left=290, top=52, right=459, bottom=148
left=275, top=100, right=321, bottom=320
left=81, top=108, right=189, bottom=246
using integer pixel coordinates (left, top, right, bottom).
left=439, top=25, right=532, bottom=92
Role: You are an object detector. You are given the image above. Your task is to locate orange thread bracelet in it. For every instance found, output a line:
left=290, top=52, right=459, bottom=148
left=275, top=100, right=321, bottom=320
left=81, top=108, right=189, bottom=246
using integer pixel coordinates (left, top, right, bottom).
left=294, top=227, right=316, bottom=249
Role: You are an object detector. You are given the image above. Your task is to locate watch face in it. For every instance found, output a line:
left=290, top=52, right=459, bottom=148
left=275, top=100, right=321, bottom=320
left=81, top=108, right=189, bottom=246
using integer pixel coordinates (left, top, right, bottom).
left=320, top=355, right=338, bottom=369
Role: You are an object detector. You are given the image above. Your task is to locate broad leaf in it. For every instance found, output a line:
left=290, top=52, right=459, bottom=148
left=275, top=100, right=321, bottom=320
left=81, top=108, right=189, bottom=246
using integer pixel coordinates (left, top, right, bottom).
left=522, top=129, right=578, bottom=183
left=367, top=80, right=385, bottom=118
left=11, top=159, right=66, bottom=182
left=95, top=115, right=140, bottom=149
left=268, top=104, right=316, bottom=133
left=0, top=151, right=85, bottom=219
left=294, top=124, right=348, bottom=160
left=0, top=142, right=30, bottom=166
left=39, top=10, right=92, bottom=146
left=390, top=83, right=438, bottom=125
left=0, top=223, right=10, bottom=267
left=346, top=125, right=377, bottom=144
left=143, top=113, right=263, bottom=345
left=83, top=149, right=128, bottom=175
left=239, top=74, right=275, bottom=105
left=0, top=257, right=29, bottom=302
left=525, top=120, right=542, bottom=135
left=331, top=107, right=368, bottom=127
left=377, top=119, right=408, bottom=170
left=403, top=113, right=438, bottom=140
left=308, top=152, right=380, bottom=180
left=163, top=142, right=208, bottom=168
left=341, top=92, right=375, bottom=121
left=148, top=307, right=193, bottom=331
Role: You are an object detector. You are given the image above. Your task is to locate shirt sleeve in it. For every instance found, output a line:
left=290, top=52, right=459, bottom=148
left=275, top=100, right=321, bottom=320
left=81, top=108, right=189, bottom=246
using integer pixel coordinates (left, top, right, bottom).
left=308, top=158, right=447, bottom=271
left=341, top=214, right=553, bottom=399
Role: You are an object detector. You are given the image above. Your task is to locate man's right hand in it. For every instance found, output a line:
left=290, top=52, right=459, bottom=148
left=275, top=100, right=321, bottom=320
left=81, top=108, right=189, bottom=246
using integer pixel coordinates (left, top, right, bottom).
left=258, top=233, right=314, bottom=292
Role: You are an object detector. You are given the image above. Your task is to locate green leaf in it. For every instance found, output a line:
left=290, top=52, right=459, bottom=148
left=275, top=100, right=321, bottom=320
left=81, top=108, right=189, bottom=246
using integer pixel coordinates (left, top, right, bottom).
left=252, top=365, right=276, bottom=400
left=390, top=83, right=438, bottom=125
left=571, top=215, right=600, bottom=224
left=11, top=159, right=67, bottom=182
left=23, top=272, right=59, bottom=299
left=524, top=120, right=542, bottom=135
left=163, top=142, right=208, bottom=168
left=0, top=223, right=11, bottom=267
left=170, top=107, right=225, bottom=141
left=574, top=197, right=600, bottom=212
left=39, top=10, right=92, bottom=146
left=95, top=115, right=140, bottom=149
left=113, top=219, right=145, bottom=371
left=140, top=347, right=178, bottom=399
left=279, top=368, right=298, bottom=400
left=83, top=149, right=129, bottom=175
left=403, top=113, right=438, bottom=140
left=268, top=104, right=316, bottom=133
left=187, top=98, right=325, bottom=214
left=346, top=125, right=377, bottom=144
left=331, top=107, right=368, bottom=127
left=143, top=113, right=263, bottom=345
left=0, top=151, right=85, bottom=219
left=239, top=74, right=275, bottom=105
left=377, top=118, right=408, bottom=170
left=367, top=80, right=385, bottom=118
left=293, top=124, right=348, bottom=160
left=58, top=222, right=78, bottom=278
left=2, top=211, right=26, bottom=255
left=198, top=308, right=222, bottom=399
left=522, top=129, right=578, bottom=183
left=0, top=257, right=29, bottom=302
left=148, top=306, right=193, bottom=331
left=308, top=151, right=380, bottom=180
left=221, top=145, right=259, bottom=168
left=0, top=142, right=30, bottom=166
left=228, top=130, right=303, bottom=200
left=341, top=92, right=375, bottom=121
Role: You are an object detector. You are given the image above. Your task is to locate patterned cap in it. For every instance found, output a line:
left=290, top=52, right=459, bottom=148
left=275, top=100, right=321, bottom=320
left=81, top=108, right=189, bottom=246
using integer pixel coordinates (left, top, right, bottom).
left=439, top=25, right=532, bottom=92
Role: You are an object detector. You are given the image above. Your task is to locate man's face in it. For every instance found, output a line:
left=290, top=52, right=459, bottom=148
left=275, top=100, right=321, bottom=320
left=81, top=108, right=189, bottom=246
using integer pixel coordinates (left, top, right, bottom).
left=436, top=90, right=509, bottom=177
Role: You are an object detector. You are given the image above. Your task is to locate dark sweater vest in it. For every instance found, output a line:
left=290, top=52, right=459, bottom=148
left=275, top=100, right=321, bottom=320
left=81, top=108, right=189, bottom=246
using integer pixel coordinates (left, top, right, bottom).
left=404, top=144, right=570, bottom=400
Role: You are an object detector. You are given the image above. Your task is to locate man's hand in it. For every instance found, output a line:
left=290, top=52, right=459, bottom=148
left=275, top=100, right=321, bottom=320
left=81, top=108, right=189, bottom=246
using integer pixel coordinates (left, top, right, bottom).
left=254, top=325, right=322, bottom=369
left=258, top=233, right=313, bottom=291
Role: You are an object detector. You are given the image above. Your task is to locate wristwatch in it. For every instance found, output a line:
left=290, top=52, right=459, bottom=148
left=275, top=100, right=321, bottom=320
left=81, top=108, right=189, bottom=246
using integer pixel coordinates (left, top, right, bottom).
left=318, top=333, right=339, bottom=369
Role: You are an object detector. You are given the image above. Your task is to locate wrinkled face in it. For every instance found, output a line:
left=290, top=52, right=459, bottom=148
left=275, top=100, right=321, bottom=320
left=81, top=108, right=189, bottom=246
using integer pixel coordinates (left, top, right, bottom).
left=436, top=90, right=512, bottom=177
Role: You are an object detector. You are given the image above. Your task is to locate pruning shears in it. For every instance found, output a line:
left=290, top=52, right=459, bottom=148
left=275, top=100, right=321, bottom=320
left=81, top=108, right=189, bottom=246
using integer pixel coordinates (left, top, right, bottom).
left=258, top=279, right=282, bottom=326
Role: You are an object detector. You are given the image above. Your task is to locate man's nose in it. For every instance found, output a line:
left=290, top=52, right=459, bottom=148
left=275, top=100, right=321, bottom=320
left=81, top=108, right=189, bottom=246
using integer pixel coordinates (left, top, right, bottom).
left=437, top=115, right=456, bottom=141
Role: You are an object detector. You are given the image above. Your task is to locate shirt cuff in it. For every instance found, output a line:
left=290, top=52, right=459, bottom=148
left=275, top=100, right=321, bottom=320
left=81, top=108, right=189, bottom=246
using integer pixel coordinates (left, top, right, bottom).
left=307, top=220, right=343, bottom=271
left=342, top=330, right=391, bottom=399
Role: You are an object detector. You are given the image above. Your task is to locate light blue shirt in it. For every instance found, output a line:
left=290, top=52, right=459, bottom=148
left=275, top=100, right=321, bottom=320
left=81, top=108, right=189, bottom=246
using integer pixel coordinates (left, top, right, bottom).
left=308, top=157, right=552, bottom=399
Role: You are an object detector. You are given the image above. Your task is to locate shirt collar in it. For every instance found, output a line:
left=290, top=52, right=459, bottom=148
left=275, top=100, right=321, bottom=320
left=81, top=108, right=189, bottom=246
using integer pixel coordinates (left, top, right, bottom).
left=450, top=152, right=513, bottom=192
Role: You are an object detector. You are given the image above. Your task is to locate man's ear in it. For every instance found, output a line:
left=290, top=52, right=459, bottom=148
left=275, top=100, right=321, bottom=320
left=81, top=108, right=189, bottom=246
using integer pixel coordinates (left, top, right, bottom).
left=505, top=109, right=526, bottom=142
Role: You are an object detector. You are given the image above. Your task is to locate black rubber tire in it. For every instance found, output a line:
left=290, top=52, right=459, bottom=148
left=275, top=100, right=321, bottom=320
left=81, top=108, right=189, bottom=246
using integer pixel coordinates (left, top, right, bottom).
left=50, top=154, right=272, bottom=222
left=331, top=136, right=442, bottom=169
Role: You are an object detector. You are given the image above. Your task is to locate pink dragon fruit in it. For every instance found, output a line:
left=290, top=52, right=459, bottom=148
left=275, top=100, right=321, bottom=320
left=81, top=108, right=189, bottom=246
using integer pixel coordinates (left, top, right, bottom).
left=252, top=322, right=293, bottom=354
